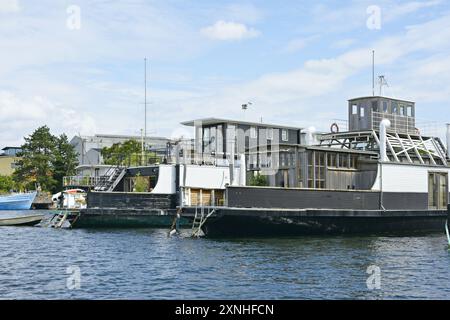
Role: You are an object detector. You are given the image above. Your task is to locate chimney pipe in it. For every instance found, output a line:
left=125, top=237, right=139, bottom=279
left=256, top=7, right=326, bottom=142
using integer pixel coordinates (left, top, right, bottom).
left=380, top=119, right=391, bottom=162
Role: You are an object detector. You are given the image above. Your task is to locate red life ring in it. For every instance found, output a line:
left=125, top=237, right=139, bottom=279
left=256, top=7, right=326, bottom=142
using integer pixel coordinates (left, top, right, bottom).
left=330, top=123, right=339, bottom=133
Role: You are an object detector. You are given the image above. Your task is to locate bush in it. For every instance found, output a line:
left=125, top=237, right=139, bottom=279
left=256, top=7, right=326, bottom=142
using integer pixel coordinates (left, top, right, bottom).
left=249, top=173, right=268, bottom=187
left=0, top=175, right=16, bottom=193
left=133, top=174, right=149, bottom=193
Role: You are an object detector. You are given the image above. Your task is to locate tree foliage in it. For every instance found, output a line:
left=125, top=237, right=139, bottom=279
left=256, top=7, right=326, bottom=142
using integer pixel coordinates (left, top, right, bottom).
left=133, top=173, right=149, bottom=193
left=101, top=139, right=161, bottom=166
left=13, top=126, right=79, bottom=193
left=0, top=175, right=17, bottom=193
left=249, top=173, right=268, bottom=187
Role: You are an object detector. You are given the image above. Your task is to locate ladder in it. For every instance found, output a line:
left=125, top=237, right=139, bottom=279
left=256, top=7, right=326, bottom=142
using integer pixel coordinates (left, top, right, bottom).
left=94, top=166, right=126, bottom=192
left=48, top=211, right=79, bottom=229
left=191, top=207, right=215, bottom=238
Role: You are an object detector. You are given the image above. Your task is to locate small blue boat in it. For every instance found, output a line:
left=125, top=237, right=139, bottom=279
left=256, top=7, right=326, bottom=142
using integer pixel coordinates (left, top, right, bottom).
left=0, top=192, right=37, bottom=210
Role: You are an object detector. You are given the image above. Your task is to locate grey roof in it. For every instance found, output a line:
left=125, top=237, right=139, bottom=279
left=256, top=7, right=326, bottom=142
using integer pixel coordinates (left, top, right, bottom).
left=2, top=146, right=21, bottom=150
left=181, top=118, right=303, bottom=130
left=348, top=96, right=415, bottom=104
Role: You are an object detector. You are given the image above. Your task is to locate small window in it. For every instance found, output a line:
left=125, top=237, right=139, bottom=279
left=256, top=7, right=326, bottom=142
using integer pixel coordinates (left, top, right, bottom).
left=281, top=129, right=288, bottom=142
left=360, top=106, right=365, bottom=118
left=399, top=104, right=406, bottom=116
left=250, top=127, right=257, bottom=139
left=352, top=104, right=358, bottom=115
left=407, top=106, right=413, bottom=117
left=392, top=101, right=398, bottom=114
left=371, top=101, right=378, bottom=112
left=383, top=101, right=388, bottom=113
left=267, top=128, right=274, bottom=140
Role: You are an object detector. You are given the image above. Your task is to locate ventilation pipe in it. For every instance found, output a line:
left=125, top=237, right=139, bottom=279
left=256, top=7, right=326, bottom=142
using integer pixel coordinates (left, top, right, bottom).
left=446, top=124, right=450, bottom=159
left=380, top=119, right=391, bottom=162
left=229, top=139, right=235, bottom=185
left=239, top=154, right=246, bottom=186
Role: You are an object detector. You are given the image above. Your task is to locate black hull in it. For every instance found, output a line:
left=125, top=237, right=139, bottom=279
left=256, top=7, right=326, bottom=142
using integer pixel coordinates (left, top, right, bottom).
left=201, top=209, right=448, bottom=237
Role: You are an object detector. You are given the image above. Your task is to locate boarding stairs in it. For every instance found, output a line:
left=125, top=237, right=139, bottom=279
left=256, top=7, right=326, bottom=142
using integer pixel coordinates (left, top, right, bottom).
left=94, top=166, right=127, bottom=192
left=46, top=211, right=80, bottom=229
left=191, top=207, right=215, bottom=238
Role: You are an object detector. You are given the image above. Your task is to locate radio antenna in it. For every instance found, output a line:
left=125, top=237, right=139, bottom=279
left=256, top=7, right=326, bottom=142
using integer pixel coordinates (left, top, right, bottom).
left=372, top=50, right=375, bottom=96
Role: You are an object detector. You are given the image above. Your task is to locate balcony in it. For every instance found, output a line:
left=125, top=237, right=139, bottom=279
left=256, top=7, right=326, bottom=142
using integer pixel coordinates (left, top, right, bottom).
left=63, top=176, right=106, bottom=187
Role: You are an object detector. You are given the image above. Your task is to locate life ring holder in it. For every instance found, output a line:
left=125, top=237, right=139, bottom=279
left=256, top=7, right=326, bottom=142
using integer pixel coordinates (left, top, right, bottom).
left=330, top=123, right=339, bottom=133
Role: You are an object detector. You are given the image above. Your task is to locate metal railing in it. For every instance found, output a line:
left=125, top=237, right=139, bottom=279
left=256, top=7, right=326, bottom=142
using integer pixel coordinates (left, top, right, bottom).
left=63, top=176, right=106, bottom=187
left=371, top=111, right=417, bottom=134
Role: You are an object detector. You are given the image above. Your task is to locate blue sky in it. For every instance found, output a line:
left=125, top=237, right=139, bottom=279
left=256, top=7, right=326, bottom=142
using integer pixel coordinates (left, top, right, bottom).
left=1, top=0, right=450, bottom=145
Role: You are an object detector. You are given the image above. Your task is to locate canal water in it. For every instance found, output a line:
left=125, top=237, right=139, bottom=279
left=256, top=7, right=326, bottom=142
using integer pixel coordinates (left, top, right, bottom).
left=0, top=211, right=449, bottom=299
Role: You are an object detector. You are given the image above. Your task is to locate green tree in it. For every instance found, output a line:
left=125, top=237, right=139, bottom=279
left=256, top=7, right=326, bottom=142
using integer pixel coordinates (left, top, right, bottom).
left=102, top=139, right=161, bottom=166
left=13, top=126, right=57, bottom=192
left=0, top=175, right=16, bottom=193
left=249, top=173, right=268, bottom=187
left=52, top=134, right=79, bottom=192
left=13, top=127, right=79, bottom=193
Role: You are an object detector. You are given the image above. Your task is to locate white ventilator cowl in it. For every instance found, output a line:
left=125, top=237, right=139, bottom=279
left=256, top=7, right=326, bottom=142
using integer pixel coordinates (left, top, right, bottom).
left=380, top=119, right=391, bottom=162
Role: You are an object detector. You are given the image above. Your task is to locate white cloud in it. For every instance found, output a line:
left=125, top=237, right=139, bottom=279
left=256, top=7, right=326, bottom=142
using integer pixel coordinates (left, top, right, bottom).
left=225, top=4, right=264, bottom=24
left=0, top=91, right=96, bottom=146
left=332, top=38, right=356, bottom=49
left=385, top=0, right=442, bottom=21
left=0, top=0, right=20, bottom=13
left=163, top=12, right=450, bottom=133
left=283, top=36, right=318, bottom=53
left=201, top=20, right=260, bottom=41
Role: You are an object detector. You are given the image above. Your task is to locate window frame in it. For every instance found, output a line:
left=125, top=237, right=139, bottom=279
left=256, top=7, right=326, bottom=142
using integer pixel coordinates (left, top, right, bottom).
left=281, top=129, right=289, bottom=142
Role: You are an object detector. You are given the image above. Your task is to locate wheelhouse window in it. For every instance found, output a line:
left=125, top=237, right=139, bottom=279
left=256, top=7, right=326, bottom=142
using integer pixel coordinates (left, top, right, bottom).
left=371, top=101, right=378, bottom=112
left=406, top=105, right=413, bottom=117
left=281, top=129, right=289, bottom=142
left=392, top=101, right=398, bottom=114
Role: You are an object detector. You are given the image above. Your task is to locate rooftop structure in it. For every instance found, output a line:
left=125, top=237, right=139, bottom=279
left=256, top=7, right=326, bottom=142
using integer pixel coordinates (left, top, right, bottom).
left=1, top=147, right=22, bottom=157
left=348, top=96, right=416, bottom=134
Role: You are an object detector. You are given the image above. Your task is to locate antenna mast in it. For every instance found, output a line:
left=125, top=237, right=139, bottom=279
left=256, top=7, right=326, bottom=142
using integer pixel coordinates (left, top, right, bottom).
left=144, top=58, right=147, bottom=148
left=372, top=50, right=375, bottom=96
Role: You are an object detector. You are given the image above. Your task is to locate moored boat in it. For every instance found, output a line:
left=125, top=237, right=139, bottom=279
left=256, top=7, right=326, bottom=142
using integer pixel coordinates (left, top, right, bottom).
left=0, top=192, right=37, bottom=210
left=0, top=214, right=44, bottom=226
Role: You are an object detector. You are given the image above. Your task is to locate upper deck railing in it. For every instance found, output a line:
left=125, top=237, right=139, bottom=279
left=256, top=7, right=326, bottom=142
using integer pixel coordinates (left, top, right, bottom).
left=371, top=111, right=417, bottom=135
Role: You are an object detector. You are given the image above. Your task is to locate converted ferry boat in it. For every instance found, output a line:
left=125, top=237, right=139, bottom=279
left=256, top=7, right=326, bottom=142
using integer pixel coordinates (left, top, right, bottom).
left=70, top=95, right=450, bottom=236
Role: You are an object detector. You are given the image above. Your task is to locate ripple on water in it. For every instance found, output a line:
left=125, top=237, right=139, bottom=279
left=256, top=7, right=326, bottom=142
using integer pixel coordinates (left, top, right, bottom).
left=0, top=213, right=450, bottom=299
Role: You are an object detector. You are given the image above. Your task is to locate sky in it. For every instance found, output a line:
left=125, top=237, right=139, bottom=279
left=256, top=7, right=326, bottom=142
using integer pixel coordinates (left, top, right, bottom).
left=1, top=0, right=450, bottom=146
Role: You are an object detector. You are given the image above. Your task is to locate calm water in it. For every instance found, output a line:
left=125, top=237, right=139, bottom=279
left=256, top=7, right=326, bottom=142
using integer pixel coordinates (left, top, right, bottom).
left=0, top=211, right=449, bottom=300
